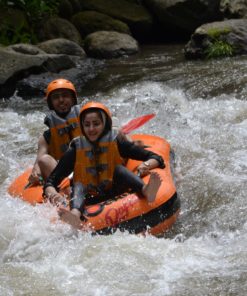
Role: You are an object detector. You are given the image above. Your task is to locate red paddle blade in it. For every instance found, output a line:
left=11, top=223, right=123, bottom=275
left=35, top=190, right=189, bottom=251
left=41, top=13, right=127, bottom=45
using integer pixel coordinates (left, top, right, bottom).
left=121, top=113, right=155, bottom=134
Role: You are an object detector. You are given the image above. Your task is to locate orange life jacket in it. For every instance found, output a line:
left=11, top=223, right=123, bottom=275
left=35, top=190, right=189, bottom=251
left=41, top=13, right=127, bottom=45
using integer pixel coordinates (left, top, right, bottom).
left=44, top=105, right=81, bottom=160
left=73, top=129, right=123, bottom=195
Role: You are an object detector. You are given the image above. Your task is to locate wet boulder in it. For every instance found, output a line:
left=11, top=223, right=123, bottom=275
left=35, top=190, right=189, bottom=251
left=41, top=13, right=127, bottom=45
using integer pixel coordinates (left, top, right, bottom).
left=144, top=0, right=222, bottom=40
left=79, top=0, right=153, bottom=41
left=58, top=0, right=82, bottom=19
left=38, top=38, right=86, bottom=57
left=7, top=43, right=46, bottom=55
left=84, top=31, right=139, bottom=58
left=71, top=10, right=130, bottom=39
left=37, top=17, right=82, bottom=45
left=220, top=0, right=247, bottom=18
left=184, top=19, right=247, bottom=59
left=0, top=45, right=75, bottom=98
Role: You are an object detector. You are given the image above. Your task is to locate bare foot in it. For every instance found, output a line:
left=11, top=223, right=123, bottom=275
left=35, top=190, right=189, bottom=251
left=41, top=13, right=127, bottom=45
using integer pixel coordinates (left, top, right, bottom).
left=58, top=207, right=82, bottom=229
left=142, top=172, right=162, bottom=203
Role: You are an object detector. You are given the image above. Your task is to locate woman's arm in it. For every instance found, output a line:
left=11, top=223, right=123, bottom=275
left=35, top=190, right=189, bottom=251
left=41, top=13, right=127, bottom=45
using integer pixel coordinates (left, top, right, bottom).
left=44, top=146, right=75, bottom=204
left=118, top=139, right=165, bottom=166
left=117, top=139, right=165, bottom=177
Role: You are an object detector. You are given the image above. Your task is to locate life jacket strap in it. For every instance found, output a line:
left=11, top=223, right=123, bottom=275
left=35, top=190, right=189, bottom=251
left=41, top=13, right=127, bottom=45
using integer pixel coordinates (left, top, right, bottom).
left=57, top=122, right=79, bottom=136
left=86, top=164, right=108, bottom=177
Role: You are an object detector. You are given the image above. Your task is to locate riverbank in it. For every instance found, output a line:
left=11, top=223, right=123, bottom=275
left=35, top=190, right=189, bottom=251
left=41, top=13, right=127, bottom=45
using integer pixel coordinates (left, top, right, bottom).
left=1, top=1, right=247, bottom=98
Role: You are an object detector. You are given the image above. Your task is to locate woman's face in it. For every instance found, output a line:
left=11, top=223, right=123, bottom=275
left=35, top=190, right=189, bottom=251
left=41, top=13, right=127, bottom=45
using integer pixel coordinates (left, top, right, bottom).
left=82, top=111, right=104, bottom=142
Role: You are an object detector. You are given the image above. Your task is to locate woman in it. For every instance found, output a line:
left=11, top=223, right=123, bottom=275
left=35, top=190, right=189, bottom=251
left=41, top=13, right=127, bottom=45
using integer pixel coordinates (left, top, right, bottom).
left=44, top=102, right=164, bottom=228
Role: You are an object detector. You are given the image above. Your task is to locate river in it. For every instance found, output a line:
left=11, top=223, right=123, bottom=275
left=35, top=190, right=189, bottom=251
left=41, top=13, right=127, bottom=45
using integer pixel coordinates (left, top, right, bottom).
left=0, top=45, right=246, bottom=295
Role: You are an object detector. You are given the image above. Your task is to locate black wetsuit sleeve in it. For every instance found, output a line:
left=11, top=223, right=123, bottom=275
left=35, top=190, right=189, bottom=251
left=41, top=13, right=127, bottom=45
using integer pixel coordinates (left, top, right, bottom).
left=44, top=146, right=76, bottom=191
left=117, top=139, right=165, bottom=168
left=43, top=130, right=51, bottom=144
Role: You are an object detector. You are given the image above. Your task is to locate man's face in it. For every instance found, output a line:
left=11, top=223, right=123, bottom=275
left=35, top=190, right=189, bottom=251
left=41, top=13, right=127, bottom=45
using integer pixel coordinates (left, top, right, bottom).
left=49, top=89, right=75, bottom=113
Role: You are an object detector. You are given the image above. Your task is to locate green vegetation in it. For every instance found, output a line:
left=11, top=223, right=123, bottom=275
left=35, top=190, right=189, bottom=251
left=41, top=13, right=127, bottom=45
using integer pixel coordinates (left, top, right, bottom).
left=205, top=40, right=234, bottom=59
left=0, top=0, right=60, bottom=45
left=6, top=0, right=60, bottom=23
left=204, top=27, right=235, bottom=59
left=0, top=22, right=34, bottom=45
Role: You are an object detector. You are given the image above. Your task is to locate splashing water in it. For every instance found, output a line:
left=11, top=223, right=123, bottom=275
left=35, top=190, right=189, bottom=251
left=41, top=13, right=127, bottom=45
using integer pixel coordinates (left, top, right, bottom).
left=0, top=45, right=246, bottom=295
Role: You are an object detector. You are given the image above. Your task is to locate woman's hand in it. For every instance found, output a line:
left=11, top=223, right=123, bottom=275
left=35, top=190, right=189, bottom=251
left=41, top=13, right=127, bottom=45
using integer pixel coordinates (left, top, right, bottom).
left=137, top=159, right=159, bottom=177
left=137, top=162, right=150, bottom=177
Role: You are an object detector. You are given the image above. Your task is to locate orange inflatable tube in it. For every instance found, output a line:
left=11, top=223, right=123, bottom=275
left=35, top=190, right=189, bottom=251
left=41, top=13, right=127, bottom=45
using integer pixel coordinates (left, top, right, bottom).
left=8, top=134, right=180, bottom=236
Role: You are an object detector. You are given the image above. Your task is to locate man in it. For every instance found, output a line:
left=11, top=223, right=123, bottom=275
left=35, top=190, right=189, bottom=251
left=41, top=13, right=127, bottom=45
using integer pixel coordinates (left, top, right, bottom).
left=28, top=78, right=82, bottom=185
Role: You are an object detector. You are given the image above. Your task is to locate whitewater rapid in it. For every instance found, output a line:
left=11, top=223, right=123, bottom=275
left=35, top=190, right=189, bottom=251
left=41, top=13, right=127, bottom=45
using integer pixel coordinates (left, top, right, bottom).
left=0, top=45, right=246, bottom=295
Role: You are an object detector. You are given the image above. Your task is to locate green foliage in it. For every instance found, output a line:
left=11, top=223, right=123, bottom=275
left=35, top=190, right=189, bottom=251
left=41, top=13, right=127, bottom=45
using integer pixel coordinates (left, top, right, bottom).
left=204, top=26, right=234, bottom=59
left=205, top=40, right=234, bottom=59
left=0, top=0, right=60, bottom=45
left=0, top=21, right=36, bottom=45
left=8, top=0, right=60, bottom=23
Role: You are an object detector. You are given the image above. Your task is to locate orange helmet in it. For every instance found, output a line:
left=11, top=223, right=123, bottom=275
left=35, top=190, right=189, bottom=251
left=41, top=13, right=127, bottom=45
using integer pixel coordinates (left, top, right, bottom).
left=79, top=101, right=112, bottom=134
left=45, top=78, right=77, bottom=109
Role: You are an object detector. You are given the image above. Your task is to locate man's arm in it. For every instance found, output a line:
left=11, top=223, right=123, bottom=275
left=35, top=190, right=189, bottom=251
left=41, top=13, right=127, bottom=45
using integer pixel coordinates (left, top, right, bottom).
left=28, top=135, right=49, bottom=184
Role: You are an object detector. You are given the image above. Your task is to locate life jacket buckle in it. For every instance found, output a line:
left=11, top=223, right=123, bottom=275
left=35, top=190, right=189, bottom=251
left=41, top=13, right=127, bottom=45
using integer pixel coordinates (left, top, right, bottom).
left=58, top=122, right=78, bottom=136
